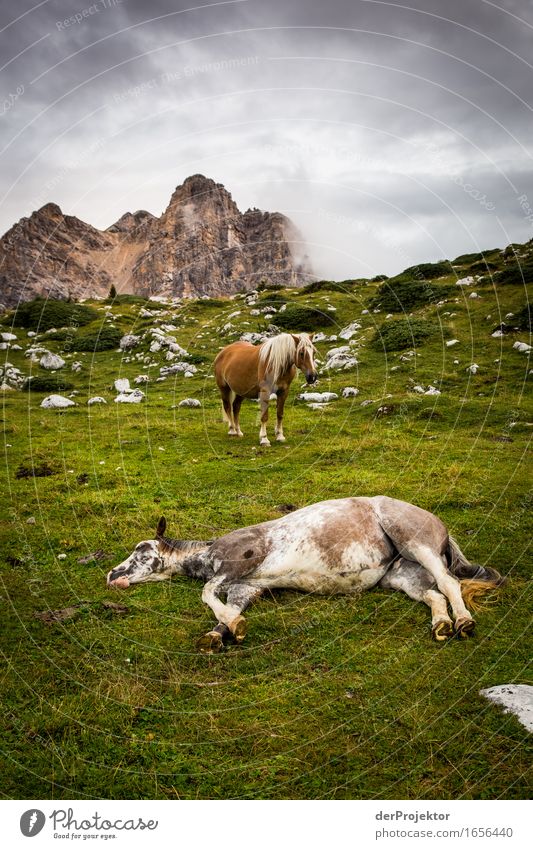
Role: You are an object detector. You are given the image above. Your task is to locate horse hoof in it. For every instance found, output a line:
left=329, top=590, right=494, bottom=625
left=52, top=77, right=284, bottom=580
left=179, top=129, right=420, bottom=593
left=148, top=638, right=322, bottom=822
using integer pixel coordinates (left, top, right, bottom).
left=276, top=434, right=286, bottom=442
left=260, top=438, right=271, bottom=447
left=432, top=619, right=453, bottom=641
left=229, top=615, right=247, bottom=643
left=197, top=631, right=224, bottom=653
left=455, top=617, right=476, bottom=638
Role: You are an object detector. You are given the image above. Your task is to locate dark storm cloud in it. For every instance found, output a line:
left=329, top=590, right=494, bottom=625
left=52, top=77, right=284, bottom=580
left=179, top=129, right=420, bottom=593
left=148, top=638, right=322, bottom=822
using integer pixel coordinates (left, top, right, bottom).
left=1, top=0, right=532, bottom=278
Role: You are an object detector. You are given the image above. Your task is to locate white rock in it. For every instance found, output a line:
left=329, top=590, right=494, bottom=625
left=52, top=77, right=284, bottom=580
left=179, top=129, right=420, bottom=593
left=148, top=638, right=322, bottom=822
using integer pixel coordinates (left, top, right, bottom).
left=1, top=332, right=17, bottom=342
left=27, top=331, right=36, bottom=337
left=249, top=309, right=260, bottom=316
left=446, top=339, right=459, bottom=347
left=298, top=392, right=338, bottom=403
left=72, top=361, right=82, bottom=372
left=307, top=402, right=330, bottom=409
left=149, top=340, right=161, bottom=353
left=40, top=352, right=65, bottom=371
left=241, top=331, right=268, bottom=344
left=513, top=341, right=532, bottom=353
left=413, top=385, right=425, bottom=394
left=492, top=330, right=505, bottom=338
left=57, top=553, right=67, bottom=561
left=119, top=334, right=141, bottom=350
left=467, top=363, right=479, bottom=374
left=454, top=359, right=459, bottom=364
left=456, top=276, right=474, bottom=286
left=178, top=398, right=201, bottom=408
left=505, top=312, right=514, bottom=319
left=184, top=371, right=194, bottom=378
left=134, top=374, right=149, bottom=384
left=324, top=345, right=358, bottom=371
left=160, top=362, right=197, bottom=376
left=339, top=321, right=362, bottom=340
left=469, top=292, right=479, bottom=299
left=342, top=387, right=359, bottom=398
left=425, top=385, right=441, bottom=396
left=480, top=684, right=533, bottom=732
left=41, top=394, right=75, bottom=409
left=361, top=309, right=369, bottom=315
left=114, top=378, right=131, bottom=393
left=88, top=396, right=107, bottom=405
left=360, top=400, right=374, bottom=407
left=0, top=382, right=14, bottom=391
left=115, top=390, right=145, bottom=403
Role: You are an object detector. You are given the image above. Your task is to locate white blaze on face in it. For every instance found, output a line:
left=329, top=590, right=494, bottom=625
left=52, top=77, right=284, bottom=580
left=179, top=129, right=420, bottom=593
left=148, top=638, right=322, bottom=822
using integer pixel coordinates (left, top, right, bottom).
left=107, top=540, right=165, bottom=587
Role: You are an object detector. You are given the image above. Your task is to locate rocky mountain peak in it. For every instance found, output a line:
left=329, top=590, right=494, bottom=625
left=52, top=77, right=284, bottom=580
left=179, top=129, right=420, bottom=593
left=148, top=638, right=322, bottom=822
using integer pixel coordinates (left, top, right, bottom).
left=0, top=175, right=313, bottom=305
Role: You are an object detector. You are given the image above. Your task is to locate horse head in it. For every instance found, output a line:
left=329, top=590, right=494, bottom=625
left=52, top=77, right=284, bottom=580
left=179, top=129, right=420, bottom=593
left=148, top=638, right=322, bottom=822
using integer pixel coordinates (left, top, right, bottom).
left=292, top=333, right=318, bottom=384
left=107, top=517, right=173, bottom=588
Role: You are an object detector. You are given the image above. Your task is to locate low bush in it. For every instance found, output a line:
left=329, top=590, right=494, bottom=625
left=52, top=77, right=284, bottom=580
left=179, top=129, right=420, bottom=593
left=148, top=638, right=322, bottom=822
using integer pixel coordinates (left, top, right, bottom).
left=390, top=260, right=453, bottom=284
left=72, top=327, right=122, bottom=351
left=257, top=282, right=285, bottom=292
left=22, top=375, right=74, bottom=392
left=452, top=249, right=499, bottom=265
left=514, top=303, right=532, bottom=331
left=105, top=294, right=167, bottom=309
left=495, top=261, right=533, bottom=286
left=272, top=305, right=336, bottom=331
left=369, top=279, right=451, bottom=312
left=301, top=279, right=361, bottom=294
left=371, top=318, right=439, bottom=352
left=13, top=298, right=98, bottom=332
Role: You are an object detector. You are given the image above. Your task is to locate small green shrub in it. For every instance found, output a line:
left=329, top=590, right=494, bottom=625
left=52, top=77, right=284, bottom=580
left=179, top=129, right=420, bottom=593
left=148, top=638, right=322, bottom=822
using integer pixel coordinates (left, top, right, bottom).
left=257, top=282, right=284, bottom=292
left=13, top=298, right=98, bottom=332
left=390, top=260, right=453, bottom=284
left=301, top=279, right=358, bottom=294
left=184, top=352, right=209, bottom=365
left=452, top=250, right=499, bottom=265
left=22, top=375, right=74, bottom=392
left=371, top=274, right=388, bottom=282
left=369, top=279, right=451, bottom=312
left=470, top=259, right=499, bottom=274
left=73, top=327, right=122, bottom=351
left=495, top=261, right=533, bottom=286
left=514, top=303, right=532, bottom=331
left=259, top=292, right=287, bottom=308
left=104, top=294, right=167, bottom=309
left=272, top=305, right=336, bottom=331
left=371, top=318, right=439, bottom=351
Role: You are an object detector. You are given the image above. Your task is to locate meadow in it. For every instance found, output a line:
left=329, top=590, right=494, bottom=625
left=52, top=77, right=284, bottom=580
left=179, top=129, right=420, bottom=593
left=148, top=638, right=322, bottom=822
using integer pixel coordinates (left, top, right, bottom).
left=1, top=246, right=531, bottom=799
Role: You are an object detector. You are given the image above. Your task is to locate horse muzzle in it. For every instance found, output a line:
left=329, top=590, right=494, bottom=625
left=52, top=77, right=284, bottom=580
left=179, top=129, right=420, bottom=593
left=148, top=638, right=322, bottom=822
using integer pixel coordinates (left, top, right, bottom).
left=107, top=571, right=130, bottom=589
left=306, top=372, right=318, bottom=384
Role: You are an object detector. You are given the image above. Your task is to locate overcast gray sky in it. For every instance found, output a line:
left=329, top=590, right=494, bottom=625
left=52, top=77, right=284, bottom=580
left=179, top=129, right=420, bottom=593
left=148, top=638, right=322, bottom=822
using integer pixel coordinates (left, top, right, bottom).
left=1, top=0, right=532, bottom=279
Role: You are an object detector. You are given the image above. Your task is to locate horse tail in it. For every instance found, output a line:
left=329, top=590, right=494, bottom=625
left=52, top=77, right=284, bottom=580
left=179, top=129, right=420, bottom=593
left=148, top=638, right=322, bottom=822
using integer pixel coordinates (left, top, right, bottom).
left=446, top=535, right=505, bottom=611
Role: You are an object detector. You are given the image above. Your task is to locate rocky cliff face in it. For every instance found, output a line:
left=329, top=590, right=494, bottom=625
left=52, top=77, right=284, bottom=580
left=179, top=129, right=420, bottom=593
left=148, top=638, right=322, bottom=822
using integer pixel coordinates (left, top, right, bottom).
left=0, top=175, right=312, bottom=306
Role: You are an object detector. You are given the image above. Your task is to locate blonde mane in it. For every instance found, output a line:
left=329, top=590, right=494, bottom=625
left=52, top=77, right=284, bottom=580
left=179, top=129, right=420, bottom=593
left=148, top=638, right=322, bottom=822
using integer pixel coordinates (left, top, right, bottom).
left=259, top=333, right=314, bottom=383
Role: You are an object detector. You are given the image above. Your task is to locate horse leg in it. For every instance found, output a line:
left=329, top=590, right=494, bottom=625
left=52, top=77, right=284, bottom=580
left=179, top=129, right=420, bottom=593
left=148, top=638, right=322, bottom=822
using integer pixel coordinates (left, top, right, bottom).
left=197, top=578, right=263, bottom=652
left=259, top=384, right=271, bottom=446
left=379, top=558, right=453, bottom=641
left=232, top=394, right=244, bottom=437
left=402, top=544, right=475, bottom=637
left=275, top=388, right=289, bottom=442
left=220, top=385, right=237, bottom=435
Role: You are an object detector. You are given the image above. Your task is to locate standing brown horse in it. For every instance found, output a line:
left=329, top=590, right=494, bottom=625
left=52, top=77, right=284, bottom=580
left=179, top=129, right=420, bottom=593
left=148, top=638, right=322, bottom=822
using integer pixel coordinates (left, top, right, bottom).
left=214, top=333, right=317, bottom=445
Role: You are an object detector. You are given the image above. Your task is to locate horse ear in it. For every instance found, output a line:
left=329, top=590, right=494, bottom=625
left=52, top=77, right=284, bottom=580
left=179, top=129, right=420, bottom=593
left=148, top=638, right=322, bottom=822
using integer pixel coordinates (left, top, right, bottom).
left=291, top=334, right=300, bottom=346
left=156, top=516, right=166, bottom=539
left=308, top=333, right=315, bottom=341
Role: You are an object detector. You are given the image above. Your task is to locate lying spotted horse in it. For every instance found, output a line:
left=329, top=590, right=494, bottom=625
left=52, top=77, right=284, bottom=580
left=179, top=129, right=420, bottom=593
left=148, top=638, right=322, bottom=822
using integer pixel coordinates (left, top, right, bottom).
left=107, top=496, right=503, bottom=651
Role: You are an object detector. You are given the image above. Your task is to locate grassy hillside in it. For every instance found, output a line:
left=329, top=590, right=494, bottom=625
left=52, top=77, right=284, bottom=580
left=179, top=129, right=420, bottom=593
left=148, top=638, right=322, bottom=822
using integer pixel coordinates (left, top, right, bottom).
left=0, top=242, right=531, bottom=800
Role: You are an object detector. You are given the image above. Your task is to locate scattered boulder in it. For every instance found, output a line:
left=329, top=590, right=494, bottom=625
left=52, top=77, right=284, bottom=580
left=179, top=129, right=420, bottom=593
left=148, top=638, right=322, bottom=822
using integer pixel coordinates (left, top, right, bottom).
left=338, top=321, right=361, bottom=340
left=71, top=361, right=82, bottom=372
left=424, top=385, right=441, bottom=396
left=178, top=398, right=202, bottom=408
left=361, top=400, right=374, bottom=407
left=160, top=362, right=197, bottom=376
left=88, top=397, right=107, bottom=405
left=115, top=389, right=145, bottom=403
left=40, top=352, right=65, bottom=371
left=134, top=374, right=149, bottom=384
left=513, top=341, right=532, bottom=354
left=342, top=387, right=359, bottom=398
left=480, top=684, right=533, bottom=732
left=114, top=378, right=131, bottom=393
left=376, top=405, right=395, bottom=417
left=324, top=345, right=358, bottom=371
left=298, top=391, right=338, bottom=403
left=456, top=276, right=474, bottom=286
left=467, top=363, right=479, bottom=374
left=119, top=334, right=141, bottom=350
left=1, top=332, right=17, bottom=342
left=41, top=394, right=75, bottom=408
left=446, top=339, right=459, bottom=347
left=240, top=331, right=268, bottom=344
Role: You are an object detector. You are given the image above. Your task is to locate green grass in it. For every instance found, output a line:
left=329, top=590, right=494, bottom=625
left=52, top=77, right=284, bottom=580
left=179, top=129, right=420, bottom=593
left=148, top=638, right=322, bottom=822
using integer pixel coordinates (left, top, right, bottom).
left=1, top=243, right=532, bottom=800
